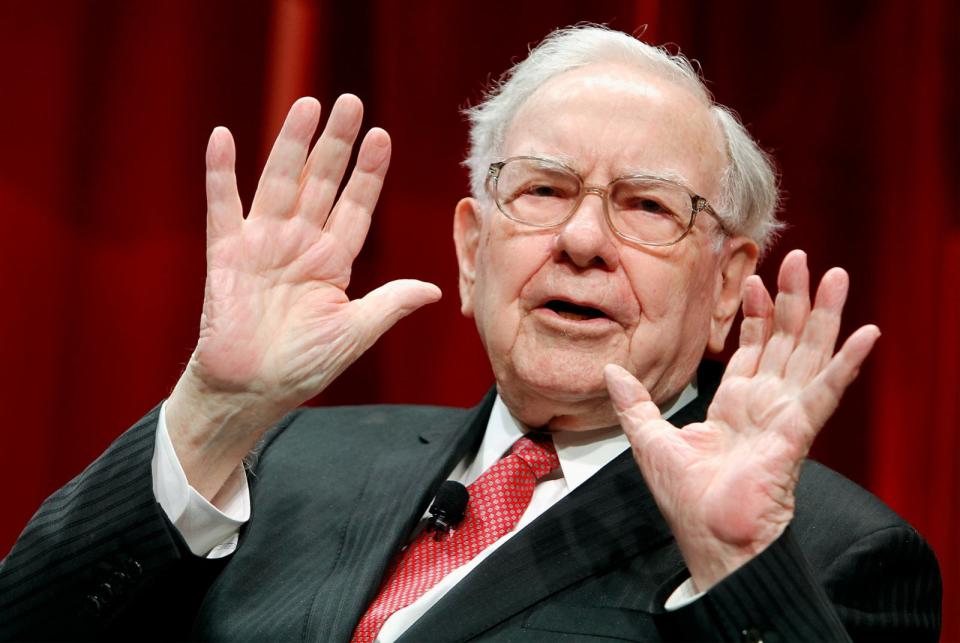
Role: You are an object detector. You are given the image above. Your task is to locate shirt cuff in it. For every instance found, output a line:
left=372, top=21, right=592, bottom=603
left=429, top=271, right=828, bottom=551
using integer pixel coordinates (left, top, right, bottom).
left=151, top=401, right=250, bottom=558
left=664, top=577, right=705, bottom=610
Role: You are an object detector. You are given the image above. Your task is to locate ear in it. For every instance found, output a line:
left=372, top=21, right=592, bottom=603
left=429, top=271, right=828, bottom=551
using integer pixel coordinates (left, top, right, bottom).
left=707, top=237, right=759, bottom=353
left=453, top=197, right=483, bottom=318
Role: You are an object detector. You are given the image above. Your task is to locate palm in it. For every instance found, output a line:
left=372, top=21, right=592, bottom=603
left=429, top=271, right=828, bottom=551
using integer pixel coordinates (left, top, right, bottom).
left=190, top=96, right=439, bottom=412
left=644, top=376, right=816, bottom=549
left=198, top=219, right=346, bottom=390
left=606, top=250, right=880, bottom=589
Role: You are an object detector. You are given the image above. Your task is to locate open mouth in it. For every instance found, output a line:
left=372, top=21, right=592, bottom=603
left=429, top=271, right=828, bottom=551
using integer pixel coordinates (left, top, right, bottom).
left=543, top=300, right=609, bottom=321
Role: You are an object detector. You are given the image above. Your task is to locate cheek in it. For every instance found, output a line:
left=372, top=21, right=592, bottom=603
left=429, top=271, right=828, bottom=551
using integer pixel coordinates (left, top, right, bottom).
left=472, top=229, right=550, bottom=343
left=624, top=250, right=719, bottom=357
left=625, top=252, right=702, bottom=321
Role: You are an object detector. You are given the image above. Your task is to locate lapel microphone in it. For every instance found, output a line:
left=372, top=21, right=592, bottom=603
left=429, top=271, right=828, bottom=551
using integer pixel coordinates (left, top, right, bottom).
left=426, top=481, right=469, bottom=540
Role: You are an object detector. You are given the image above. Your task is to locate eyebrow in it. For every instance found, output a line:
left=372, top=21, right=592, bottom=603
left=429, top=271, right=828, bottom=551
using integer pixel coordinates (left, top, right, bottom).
left=517, top=152, right=695, bottom=187
left=616, top=166, right=690, bottom=184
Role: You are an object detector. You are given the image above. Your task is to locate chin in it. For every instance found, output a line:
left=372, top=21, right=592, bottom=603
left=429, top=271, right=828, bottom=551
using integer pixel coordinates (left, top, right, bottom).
left=516, top=365, right=605, bottom=401
left=515, top=349, right=610, bottom=399
left=482, top=321, right=637, bottom=428
left=498, top=329, right=629, bottom=398
left=497, top=370, right=619, bottom=431
left=491, top=345, right=623, bottom=430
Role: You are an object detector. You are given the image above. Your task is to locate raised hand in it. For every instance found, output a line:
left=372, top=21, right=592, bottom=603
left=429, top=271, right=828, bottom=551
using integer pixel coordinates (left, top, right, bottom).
left=166, top=97, right=441, bottom=499
left=604, top=250, right=880, bottom=591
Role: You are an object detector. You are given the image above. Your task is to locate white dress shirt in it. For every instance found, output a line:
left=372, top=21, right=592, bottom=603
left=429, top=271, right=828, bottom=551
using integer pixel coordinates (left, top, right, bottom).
left=151, top=383, right=700, bottom=640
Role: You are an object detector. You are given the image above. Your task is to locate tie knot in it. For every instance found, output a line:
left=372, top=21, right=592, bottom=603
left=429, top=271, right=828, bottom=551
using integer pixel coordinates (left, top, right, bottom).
left=510, top=434, right=559, bottom=480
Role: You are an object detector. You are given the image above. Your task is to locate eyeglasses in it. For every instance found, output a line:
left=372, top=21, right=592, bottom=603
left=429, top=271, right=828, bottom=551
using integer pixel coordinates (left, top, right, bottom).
left=487, top=156, right=729, bottom=247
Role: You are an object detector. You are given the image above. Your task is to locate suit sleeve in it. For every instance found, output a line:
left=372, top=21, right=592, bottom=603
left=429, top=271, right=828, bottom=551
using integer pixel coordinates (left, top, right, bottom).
left=0, top=405, right=227, bottom=641
left=652, top=526, right=942, bottom=643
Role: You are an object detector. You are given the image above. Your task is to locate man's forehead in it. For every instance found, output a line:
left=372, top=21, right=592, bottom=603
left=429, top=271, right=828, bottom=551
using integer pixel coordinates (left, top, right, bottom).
left=504, top=63, right=726, bottom=194
left=513, top=62, right=710, bottom=122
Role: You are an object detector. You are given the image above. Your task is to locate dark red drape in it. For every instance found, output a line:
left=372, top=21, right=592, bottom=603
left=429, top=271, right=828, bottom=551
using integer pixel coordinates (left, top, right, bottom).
left=1, top=0, right=956, bottom=637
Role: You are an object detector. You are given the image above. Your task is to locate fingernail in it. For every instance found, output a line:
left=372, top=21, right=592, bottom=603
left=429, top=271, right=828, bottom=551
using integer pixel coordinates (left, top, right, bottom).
left=365, top=130, right=390, bottom=165
left=604, top=365, right=641, bottom=407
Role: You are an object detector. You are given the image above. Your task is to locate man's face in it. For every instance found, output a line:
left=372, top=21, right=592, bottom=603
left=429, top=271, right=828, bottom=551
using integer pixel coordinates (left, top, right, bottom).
left=454, top=63, right=756, bottom=430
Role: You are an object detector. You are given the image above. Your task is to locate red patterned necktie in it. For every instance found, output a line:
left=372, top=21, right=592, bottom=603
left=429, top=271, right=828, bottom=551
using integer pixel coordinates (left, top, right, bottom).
left=351, top=434, right=559, bottom=643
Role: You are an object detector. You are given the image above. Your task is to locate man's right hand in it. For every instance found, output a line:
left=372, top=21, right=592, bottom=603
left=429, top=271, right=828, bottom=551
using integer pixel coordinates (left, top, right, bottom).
left=165, top=96, right=441, bottom=501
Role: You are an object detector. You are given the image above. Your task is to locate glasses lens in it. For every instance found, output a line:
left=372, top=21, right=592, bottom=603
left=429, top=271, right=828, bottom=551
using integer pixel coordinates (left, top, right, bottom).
left=494, top=159, right=580, bottom=226
left=608, top=178, right=693, bottom=244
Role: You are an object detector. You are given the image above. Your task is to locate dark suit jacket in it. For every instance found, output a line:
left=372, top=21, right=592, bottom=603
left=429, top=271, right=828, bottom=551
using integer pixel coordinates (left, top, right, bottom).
left=0, top=362, right=942, bottom=642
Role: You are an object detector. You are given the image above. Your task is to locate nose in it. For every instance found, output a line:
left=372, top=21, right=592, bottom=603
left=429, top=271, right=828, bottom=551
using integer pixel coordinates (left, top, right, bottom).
left=553, top=189, right=620, bottom=270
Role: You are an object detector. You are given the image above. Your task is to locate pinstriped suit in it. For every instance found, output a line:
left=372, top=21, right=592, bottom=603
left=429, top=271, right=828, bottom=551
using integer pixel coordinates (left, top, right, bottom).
left=0, top=362, right=942, bottom=641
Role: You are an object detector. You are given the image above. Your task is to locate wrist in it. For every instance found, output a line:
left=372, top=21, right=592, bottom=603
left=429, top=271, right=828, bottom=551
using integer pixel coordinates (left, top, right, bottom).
left=677, top=524, right=787, bottom=592
left=165, top=366, right=286, bottom=500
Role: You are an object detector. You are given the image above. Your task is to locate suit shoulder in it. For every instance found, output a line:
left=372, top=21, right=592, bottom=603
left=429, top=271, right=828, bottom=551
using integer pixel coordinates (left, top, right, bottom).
left=793, top=460, right=925, bottom=567
left=797, top=460, right=905, bottom=527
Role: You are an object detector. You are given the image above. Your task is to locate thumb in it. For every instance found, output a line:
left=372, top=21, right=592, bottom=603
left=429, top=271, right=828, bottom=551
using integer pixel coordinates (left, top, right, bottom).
left=603, top=364, right=669, bottom=446
left=353, top=279, right=442, bottom=339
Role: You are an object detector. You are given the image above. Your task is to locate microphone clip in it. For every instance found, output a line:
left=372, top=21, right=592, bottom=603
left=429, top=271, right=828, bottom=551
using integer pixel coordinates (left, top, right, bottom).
left=426, top=481, right=469, bottom=541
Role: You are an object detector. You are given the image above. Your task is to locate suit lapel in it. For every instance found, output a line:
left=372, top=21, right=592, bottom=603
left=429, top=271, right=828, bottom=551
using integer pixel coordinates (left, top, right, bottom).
left=369, top=387, right=497, bottom=544
left=398, top=361, right=721, bottom=642
left=324, top=391, right=496, bottom=640
left=364, top=392, right=494, bottom=549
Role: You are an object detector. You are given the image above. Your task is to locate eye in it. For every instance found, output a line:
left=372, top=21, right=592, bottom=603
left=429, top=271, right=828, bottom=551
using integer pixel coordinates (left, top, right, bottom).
left=525, top=183, right=563, bottom=198
left=513, top=176, right=577, bottom=201
left=496, top=160, right=580, bottom=207
left=621, top=196, right=676, bottom=217
left=637, top=198, right=669, bottom=214
left=613, top=180, right=687, bottom=220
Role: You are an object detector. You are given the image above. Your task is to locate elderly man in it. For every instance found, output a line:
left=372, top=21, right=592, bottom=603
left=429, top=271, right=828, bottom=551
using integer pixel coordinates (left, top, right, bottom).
left=0, top=26, right=941, bottom=642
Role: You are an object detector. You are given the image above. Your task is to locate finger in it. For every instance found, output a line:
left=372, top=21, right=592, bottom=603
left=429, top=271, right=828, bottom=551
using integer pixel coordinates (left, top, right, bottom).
left=296, top=94, right=364, bottom=228
left=799, top=324, right=880, bottom=428
left=249, top=97, right=321, bottom=220
left=604, top=364, right=670, bottom=448
left=758, top=249, right=811, bottom=376
left=205, top=127, right=243, bottom=240
left=784, top=268, right=849, bottom=386
left=324, top=127, right=391, bottom=260
left=352, top=279, right=442, bottom=347
left=723, top=274, right=774, bottom=381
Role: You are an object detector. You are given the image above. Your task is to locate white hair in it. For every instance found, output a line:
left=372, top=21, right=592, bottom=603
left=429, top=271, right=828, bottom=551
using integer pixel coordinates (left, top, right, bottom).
left=463, top=25, right=783, bottom=253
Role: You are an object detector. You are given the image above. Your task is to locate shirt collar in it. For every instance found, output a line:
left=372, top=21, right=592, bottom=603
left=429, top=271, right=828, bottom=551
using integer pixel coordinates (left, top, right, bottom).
left=461, top=378, right=698, bottom=492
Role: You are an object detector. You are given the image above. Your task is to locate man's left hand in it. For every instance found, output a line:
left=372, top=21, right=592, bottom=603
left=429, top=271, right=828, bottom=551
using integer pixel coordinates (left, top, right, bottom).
left=604, top=249, right=881, bottom=592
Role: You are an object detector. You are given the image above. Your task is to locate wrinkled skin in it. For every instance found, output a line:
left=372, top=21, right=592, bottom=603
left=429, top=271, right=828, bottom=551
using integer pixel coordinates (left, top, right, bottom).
left=606, top=251, right=878, bottom=589
left=167, top=65, right=878, bottom=591
left=165, top=96, right=440, bottom=499
left=454, top=64, right=757, bottom=431
left=453, top=64, right=879, bottom=590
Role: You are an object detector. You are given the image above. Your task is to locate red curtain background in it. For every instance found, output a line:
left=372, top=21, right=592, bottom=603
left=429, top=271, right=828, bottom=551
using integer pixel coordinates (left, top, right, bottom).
left=1, top=0, right=957, bottom=637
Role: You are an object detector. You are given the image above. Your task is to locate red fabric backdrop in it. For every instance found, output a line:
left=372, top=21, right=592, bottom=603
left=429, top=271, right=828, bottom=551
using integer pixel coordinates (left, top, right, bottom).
left=1, top=0, right=957, bottom=637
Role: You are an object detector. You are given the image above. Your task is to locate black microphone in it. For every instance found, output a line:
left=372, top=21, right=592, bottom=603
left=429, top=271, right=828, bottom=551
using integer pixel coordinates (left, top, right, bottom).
left=426, top=481, right=469, bottom=540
